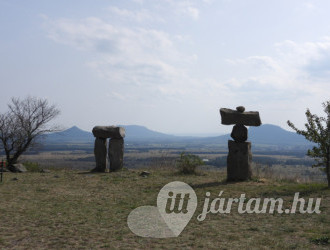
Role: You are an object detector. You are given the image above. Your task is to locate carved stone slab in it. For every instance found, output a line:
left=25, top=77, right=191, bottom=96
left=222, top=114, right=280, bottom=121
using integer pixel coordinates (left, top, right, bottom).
left=93, top=137, right=107, bottom=172
left=92, top=126, right=125, bottom=139
left=109, top=138, right=124, bottom=171
left=227, top=140, right=252, bottom=181
left=220, top=108, right=261, bottom=126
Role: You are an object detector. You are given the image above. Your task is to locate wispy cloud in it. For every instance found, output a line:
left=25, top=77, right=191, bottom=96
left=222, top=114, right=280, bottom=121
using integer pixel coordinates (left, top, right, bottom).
left=107, top=7, right=164, bottom=23
left=46, top=13, right=330, bottom=106
left=45, top=15, right=198, bottom=102
left=168, top=0, right=200, bottom=20
left=184, top=6, right=200, bottom=20
left=302, top=2, right=317, bottom=11
left=275, top=38, right=330, bottom=80
left=43, top=1, right=330, bottom=132
left=226, top=38, right=330, bottom=95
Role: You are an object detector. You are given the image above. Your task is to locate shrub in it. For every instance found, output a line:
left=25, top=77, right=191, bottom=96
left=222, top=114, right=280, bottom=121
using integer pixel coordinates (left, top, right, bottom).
left=176, top=152, right=203, bottom=174
left=310, top=236, right=329, bottom=245
left=23, top=161, right=42, bottom=172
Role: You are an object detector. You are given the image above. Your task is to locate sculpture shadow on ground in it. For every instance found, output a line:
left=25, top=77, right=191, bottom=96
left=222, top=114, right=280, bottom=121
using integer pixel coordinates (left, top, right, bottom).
left=190, top=179, right=246, bottom=189
left=77, top=171, right=104, bottom=175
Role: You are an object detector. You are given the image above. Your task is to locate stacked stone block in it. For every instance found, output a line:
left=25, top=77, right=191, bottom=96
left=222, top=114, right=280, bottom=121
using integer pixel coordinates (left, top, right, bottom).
left=92, top=126, right=125, bottom=172
left=220, top=106, right=261, bottom=181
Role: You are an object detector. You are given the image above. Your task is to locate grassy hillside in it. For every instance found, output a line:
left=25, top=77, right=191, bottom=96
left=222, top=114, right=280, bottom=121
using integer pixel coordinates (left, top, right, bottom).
left=0, top=168, right=329, bottom=249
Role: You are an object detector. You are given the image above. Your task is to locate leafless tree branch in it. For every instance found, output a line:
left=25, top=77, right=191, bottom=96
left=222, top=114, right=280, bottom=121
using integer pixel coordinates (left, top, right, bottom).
left=0, top=96, right=60, bottom=170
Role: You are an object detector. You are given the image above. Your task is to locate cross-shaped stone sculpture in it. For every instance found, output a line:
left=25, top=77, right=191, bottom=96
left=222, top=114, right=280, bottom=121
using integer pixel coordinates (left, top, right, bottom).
left=220, top=106, right=261, bottom=181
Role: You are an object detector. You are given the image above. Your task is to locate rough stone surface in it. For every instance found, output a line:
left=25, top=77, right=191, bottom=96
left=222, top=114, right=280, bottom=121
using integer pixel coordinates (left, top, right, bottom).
left=92, top=126, right=125, bottom=139
left=139, top=171, right=150, bottom=177
left=92, top=137, right=107, bottom=172
left=231, top=124, right=248, bottom=142
left=40, top=169, right=51, bottom=173
left=109, top=138, right=124, bottom=171
left=10, top=163, right=27, bottom=173
left=236, top=106, right=245, bottom=113
left=227, top=140, right=252, bottom=181
left=220, top=108, right=261, bottom=126
left=0, top=167, right=9, bottom=172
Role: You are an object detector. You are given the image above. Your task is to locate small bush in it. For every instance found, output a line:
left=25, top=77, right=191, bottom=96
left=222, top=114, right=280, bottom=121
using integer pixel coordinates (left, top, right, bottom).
left=176, top=153, right=203, bottom=175
left=23, top=161, right=42, bottom=172
left=310, top=236, right=329, bottom=245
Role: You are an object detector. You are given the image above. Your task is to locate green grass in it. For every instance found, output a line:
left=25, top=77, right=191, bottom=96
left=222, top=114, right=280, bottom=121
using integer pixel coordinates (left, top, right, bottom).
left=310, top=236, right=329, bottom=245
left=0, top=168, right=329, bottom=249
left=22, top=161, right=43, bottom=172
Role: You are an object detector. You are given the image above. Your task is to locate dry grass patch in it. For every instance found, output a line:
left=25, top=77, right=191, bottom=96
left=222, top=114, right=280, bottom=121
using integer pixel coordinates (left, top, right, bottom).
left=0, top=168, right=328, bottom=249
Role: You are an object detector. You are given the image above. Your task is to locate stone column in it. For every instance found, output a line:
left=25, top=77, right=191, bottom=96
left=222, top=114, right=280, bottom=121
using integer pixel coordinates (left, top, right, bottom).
left=92, top=137, right=107, bottom=172
left=220, top=106, right=261, bottom=181
left=227, top=140, right=252, bottom=181
left=91, top=126, right=125, bottom=173
left=108, top=138, right=124, bottom=171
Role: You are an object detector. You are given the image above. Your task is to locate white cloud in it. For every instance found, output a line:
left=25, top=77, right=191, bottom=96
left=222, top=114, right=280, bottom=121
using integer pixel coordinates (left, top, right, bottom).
left=226, top=38, right=330, bottom=94
left=107, top=7, right=164, bottom=23
left=44, top=5, right=330, bottom=132
left=302, top=2, right=317, bottom=11
left=226, top=56, right=280, bottom=72
left=45, top=16, right=200, bottom=103
left=132, top=0, right=145, bottom=4
left=275, top=39, right=330, bottom=80
left=47, top=17, right=175, bottom=57
left=164, top=0, right=200, bottom=20
left=46, top=15, right=330, bottom=107
left=202, top=0, right=214, bottom=3
left=186, top=7, right=199, bottom=20
left=108, top=1, right=203, bottom=21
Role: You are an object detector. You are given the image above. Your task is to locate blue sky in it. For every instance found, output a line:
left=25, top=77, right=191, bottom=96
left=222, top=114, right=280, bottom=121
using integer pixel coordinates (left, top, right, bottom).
left=1, top=0, right=329, bottom=135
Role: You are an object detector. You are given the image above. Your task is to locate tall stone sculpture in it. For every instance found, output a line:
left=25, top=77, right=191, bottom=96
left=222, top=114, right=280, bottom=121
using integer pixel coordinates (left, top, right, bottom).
left=92, top=126, right=125, bottom=172
left=220, top=106, right=261, bottom=181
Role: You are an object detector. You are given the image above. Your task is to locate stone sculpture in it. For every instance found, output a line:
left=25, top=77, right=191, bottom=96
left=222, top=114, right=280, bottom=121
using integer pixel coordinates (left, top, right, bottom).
left=92, top=126, right=125, bottom=172
left=220, top=106, right=261, bottom=181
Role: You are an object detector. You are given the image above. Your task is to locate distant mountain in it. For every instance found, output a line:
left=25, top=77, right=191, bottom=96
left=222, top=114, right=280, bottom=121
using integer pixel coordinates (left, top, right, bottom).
left=45, top=126, right=93, bottom=143
left=249, top=124, right=311, bottom=145
left=44, top=125, right=178, bottom=144
left=43, top=124, right=312, bottom=146
left=197, top=124, right=311, bottom=146
left=119, top=125, right=177, bottom=141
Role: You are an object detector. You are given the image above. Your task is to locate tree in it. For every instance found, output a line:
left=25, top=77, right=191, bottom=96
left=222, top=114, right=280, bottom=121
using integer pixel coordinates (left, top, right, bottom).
left=287, top=100, right=330, bottom=188
left=0, top=96, right=60, bottom=171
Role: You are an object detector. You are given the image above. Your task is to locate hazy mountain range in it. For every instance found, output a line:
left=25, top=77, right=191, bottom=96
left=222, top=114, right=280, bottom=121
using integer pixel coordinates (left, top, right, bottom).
left=44, top=124, right=312, bottom=146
